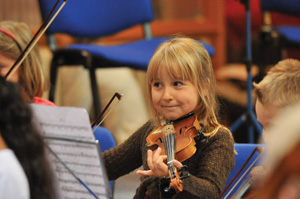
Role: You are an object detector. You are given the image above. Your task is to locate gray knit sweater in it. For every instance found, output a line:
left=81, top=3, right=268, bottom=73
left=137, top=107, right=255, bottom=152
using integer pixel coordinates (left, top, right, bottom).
left=102, top=121, right=235, bottom=199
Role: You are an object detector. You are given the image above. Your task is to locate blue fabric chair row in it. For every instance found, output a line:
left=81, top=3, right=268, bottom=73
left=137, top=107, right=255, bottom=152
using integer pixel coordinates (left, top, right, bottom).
left=38, top=0, right=215, bottom=118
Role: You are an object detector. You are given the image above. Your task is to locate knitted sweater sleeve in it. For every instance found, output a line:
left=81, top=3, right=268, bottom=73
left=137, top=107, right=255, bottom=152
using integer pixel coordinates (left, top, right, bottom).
left=102, top=121, right=153, bottom=180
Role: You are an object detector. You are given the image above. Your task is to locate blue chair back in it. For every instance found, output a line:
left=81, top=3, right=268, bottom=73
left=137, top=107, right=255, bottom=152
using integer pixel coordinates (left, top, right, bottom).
left=261, top=0, right=300, bottom=16
left=38, top=0, right=154, bottom=38
left=93, top=126, right=116, bottom=152
left=222, top=143, right=264, bottom=199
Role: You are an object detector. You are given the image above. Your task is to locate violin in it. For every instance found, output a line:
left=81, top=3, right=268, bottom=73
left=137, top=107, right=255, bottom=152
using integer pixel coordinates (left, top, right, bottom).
left=229, top=176, right=258, bottom=199
left=146, top=112, right=204, bottom=192
left=218, top=147, right=264, bottom=199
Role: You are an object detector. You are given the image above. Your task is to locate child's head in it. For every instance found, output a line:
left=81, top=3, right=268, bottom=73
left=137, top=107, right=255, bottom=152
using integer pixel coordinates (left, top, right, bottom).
left=254, top=58, right=300, bottom=140
left=256, top=103, right=300, bottom=199
left=0, top=21, right=48, bottom=100
left=0, top=74, right=57, bottom=199
left=147, top=37, right=219, bottom=127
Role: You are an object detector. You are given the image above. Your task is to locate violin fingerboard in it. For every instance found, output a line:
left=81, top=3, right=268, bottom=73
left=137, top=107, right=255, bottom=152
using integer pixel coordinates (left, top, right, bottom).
left=163, top=124, right=175, bottom=163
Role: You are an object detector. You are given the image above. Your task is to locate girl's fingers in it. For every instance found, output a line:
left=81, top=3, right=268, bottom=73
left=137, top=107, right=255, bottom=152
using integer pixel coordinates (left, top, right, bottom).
left=147, top=149, right=154, bottom=170
left=158, top=155, right=168, bottom=163
left=155, top=156, right=168, bottom=171
left=152, top=147, right=162, bottom=163
left=145, top=147, right=178, bottom=178
left=172, top=159, right=183, bottom=169
left=136, top=169, right=154, bottom=176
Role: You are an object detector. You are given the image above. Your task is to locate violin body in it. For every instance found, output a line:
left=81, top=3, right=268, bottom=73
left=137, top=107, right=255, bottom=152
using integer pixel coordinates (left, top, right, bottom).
left=146, top=112, right=203, bottom=193
left=146, top=113, right=202, bottom=162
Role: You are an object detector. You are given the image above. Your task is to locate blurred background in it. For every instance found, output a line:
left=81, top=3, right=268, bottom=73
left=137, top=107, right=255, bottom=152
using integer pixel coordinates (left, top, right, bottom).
left=2, top=0, right=300, bottom=198
left=1, top=0, right=300, bottom=145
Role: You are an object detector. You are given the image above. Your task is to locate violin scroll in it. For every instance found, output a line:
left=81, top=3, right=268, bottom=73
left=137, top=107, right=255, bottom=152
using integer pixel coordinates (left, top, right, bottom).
left=162, top=165, right=190, bottom=193
left=168, top=168, right=183, bottom=192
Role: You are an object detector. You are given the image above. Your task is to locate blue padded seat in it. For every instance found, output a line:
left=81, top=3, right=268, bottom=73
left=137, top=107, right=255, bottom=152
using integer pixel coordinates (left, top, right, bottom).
left=276, top=26, right=300, bottom=44
left=38, top=0, right=215, bottom=119
left=68, top=38, right=215, bottom=70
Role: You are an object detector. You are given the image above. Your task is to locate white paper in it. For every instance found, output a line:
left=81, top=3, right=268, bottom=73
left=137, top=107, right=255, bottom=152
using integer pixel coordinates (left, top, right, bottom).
left=31, top=104, right=112, bottom=199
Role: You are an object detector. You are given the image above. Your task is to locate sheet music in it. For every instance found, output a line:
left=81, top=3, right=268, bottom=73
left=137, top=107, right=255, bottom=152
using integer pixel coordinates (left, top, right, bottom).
left=31, top=104, right=112, bottom=199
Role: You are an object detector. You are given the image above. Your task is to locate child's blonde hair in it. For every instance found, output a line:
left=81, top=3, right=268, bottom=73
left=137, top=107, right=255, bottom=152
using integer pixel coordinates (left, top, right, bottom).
left=147, top=37, right=220, bottom=129
left=254, top=59, right=300, bottom=108
left=0, top=21, right=48, bottom=99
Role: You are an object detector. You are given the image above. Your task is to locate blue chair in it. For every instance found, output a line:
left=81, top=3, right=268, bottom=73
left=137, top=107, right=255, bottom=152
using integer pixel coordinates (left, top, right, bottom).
left=92, top=126, right=116, bottom=193
left=220, top=143, right=264, bottom=199
left=93, top=126, right=116, bottom=152
left=38, top=0, right=215, bottom=118
left=257, top=0, right=300, bottom=77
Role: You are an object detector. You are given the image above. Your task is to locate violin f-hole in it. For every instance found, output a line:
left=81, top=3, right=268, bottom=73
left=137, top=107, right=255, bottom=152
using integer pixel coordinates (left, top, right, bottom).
left=156, top=138, right=163, bottom=144
left=179, top=126, right=188, bottom=135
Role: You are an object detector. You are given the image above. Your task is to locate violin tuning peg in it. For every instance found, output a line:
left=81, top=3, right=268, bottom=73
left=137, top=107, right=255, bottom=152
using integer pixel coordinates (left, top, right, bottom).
left=180, top=173, right=190, bottom=180
left=178, top=165, right=188, bottom=172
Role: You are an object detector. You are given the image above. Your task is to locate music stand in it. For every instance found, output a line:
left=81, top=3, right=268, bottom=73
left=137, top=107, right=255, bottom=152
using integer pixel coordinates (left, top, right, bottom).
left=229, top=0, right=262, bottom=143
left=31, top=104, right=112, bottom=199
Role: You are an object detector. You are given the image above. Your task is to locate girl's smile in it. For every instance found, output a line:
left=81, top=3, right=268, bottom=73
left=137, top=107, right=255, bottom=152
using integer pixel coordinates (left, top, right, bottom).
left=151, top=66, right=199, bottom=121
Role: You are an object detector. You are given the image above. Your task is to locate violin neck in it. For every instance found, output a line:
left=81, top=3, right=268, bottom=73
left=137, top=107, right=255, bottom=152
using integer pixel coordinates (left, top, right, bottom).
left=163, top=124, right=177, bottom=179
left=162, top=124, right=184, bottom=193
left=164, top=136, right=177, bottom=179
left=163, top=124, right=176, bottom=163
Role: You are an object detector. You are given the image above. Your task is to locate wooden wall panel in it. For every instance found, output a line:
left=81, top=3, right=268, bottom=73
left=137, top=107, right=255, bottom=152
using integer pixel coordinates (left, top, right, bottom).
left=0, top=0, right=42, bottom=30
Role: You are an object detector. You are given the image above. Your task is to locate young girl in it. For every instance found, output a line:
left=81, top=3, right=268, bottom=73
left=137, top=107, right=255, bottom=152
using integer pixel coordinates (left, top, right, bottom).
left=102, top=37, right=235, bottom=198
left=0, top=75, right=57, bottom=199
left=0, top=20, right=54, bottom=106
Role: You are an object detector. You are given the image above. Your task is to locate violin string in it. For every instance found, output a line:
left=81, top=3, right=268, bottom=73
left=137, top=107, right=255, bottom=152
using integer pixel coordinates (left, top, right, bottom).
left=163, top=126, right=169, bottom=163
left=171, top=133, right=175, bottom=161
left=224, top=154, right=262, bottom=199
left=164, top=128, right=171, bottom=181
left=164, top=125, right=177, bottom=181
left=163, top=126, right=170, bottom=162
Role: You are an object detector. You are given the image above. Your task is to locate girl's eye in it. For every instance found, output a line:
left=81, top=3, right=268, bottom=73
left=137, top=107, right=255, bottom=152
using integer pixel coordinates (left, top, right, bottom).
left=153, top=82, right=161, bottom=88
left=173, top=81, right=183, bottom=86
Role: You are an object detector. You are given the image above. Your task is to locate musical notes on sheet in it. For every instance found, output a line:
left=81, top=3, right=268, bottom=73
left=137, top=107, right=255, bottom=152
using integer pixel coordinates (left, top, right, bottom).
left=31, top=104, right=112, bottom=199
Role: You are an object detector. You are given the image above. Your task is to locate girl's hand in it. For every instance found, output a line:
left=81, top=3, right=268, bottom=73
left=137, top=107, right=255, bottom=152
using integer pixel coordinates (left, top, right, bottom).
left=137, top=147, right=168, bottom=178
left=136, top=147, right=183, bottom=178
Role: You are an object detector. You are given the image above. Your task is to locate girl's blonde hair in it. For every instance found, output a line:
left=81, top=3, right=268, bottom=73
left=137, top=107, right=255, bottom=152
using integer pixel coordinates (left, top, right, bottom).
left=147, top=37, right=220, bottom=130
left=254, top=59, right=300, bottom=108
left=0, top=21, right=48, bottom=99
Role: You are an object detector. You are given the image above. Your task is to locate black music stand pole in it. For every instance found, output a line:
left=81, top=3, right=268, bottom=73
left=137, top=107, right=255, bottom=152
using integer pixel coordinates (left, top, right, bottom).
left=229, top=0, right=262, bottom=143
